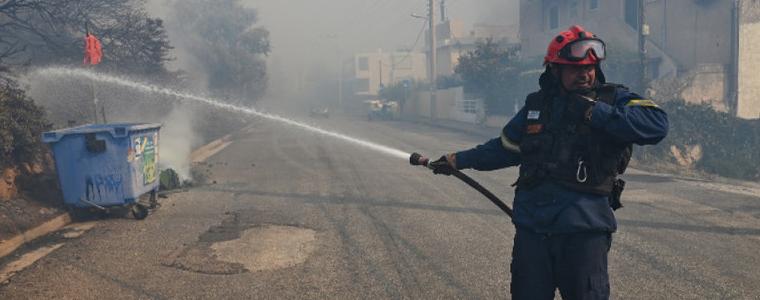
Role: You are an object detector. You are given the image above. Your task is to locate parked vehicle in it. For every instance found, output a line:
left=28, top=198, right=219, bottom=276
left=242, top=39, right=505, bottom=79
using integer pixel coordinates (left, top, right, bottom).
left=366, top=100, right=399, bottom=121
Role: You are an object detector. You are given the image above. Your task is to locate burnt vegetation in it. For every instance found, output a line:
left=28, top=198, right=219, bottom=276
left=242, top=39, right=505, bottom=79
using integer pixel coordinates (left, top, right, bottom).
left=636, top=100, right=760, bottom=180
left=0, top=75, right=49, bottom=170
left=0, top=0, right=177, bottom=179
left=0, top=0, right=174, bottom=77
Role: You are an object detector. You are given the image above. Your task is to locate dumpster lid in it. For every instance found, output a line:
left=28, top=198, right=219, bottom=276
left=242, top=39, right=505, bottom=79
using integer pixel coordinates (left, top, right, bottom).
left=42, top=123, right=161, bottom=143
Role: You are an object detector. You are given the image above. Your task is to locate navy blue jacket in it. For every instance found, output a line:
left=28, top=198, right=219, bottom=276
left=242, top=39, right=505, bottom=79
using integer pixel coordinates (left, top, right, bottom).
left=455, top=86, right=668, bottom=234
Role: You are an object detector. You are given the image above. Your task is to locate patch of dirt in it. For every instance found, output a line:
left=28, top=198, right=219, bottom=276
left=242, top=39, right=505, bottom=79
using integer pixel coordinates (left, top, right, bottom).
left=211, top=225, right=317, bottom=272
left=162, top=212, right=318, bottom=275
left=0, top=158, right=64, bottom=243
left=162, top=243, right=247, bottom=275
left=0, top=197, right=63, bottom=242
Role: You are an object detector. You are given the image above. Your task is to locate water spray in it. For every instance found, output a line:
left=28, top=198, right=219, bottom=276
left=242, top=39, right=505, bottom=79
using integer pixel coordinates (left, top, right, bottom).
left=37, top=67, right=512, bottom=218
left=37, top=67, right=409, bottom=160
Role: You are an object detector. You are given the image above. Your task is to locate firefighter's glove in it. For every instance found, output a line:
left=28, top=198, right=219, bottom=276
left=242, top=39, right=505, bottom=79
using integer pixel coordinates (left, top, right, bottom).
left=568, top=93, right=596, bottom=124
left=430, top=154, right=457, bottom=176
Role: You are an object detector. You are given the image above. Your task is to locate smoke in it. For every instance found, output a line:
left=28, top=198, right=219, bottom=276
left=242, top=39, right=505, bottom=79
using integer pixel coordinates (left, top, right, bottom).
left=157, top=106, right=199, bottom=180
left=22, top=68, right=202, bottom=181
left=144, top=0, right=209, bottom=90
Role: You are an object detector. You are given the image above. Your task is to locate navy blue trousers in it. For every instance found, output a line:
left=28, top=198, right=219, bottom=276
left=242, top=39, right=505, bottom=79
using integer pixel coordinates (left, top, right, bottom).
left=510, top=229, right=612, bottom=300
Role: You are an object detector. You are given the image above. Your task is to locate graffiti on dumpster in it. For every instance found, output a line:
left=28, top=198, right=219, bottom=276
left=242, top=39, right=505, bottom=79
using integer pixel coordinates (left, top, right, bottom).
left=85, top=174, right=125, bottom=203
left=133, top=133, right=158, bottom=185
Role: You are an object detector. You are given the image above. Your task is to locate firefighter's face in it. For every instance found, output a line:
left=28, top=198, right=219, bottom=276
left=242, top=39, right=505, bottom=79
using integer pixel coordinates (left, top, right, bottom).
left=556, top=64, right=596, bottom=92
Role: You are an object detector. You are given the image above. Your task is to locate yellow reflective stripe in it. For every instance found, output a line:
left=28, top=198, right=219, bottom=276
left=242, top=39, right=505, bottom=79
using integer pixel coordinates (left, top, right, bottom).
left=626, top=99, right=659, bottom=108
left=500, top=132, right=521, bottom=153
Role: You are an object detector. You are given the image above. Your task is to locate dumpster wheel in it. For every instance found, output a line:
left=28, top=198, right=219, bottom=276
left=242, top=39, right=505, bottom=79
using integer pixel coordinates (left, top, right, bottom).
left=67, top=206, right=89, bottom=221
left=132, top=204, right=149, bottom=220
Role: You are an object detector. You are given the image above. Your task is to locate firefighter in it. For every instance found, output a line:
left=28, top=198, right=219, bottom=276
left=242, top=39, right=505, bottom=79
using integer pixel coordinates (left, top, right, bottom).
left=429, top=25, right=668, bottom=299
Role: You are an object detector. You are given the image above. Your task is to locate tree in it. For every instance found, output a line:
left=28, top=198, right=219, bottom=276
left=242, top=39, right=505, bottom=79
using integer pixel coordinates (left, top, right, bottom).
left=170, top=0, right=270, bottom=104
left=455, top=39, right=520, bottom=115
left=0, top=0, right=174, bottom=78
left=0, top=75, right=50, bottom=170
left=379, top=79, right=423, bottom=112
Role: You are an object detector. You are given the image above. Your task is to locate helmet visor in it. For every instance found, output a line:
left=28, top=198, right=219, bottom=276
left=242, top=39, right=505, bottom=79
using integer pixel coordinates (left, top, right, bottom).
left=561, top=39, right=606, bottom=61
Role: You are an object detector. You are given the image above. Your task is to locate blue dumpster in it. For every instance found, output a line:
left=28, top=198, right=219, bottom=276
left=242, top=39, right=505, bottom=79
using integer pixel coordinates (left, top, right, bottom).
left=42, top=123, right=161, bottom=219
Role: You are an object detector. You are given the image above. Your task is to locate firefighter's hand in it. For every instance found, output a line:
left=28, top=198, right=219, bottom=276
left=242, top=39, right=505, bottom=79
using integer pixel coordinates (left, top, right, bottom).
left=569, top=93, right=596, bottom=124
left=430, top=154, right=457, bottom=176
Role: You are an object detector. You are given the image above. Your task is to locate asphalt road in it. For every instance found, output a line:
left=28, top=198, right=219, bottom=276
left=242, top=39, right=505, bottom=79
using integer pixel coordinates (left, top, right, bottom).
left=2, top=112, right=760, bottom=299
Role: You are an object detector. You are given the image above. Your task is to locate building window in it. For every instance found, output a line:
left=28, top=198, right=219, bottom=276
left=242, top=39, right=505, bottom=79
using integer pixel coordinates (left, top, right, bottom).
left=569, top=0, right=579, bottom=19
left=590, top=0, right=599, bottom=10
left=548, top=6, right=559, bottom=30
left=358, top=57, right=369, bottom=71
left=624, top=0, right=639, bottom=30
left=463, top=99, right=477, bottom=114
left=356, top=79, right=370, bottom=92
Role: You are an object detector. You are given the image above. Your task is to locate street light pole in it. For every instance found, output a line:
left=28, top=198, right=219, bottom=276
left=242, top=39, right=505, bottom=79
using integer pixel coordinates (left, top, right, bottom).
left=638, top=0, right=648, bottom=92
left=338, top=54, right=343, bottom=111
left=429, top=0, right=437, bottom=120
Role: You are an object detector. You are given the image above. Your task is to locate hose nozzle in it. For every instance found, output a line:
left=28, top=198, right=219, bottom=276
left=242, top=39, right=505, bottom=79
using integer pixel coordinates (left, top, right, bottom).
left=410, top=152, right=429, bottom=167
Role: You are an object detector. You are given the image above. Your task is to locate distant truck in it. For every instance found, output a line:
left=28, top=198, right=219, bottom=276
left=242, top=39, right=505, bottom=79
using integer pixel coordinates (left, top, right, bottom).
left=366, top=100, right=399, bottom=121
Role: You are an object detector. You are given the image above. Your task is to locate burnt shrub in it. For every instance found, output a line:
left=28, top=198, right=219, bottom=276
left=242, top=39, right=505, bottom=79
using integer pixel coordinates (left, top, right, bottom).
left=0, top=77, right=51, bottom=170
left=635, top=100, right=760, bottom=180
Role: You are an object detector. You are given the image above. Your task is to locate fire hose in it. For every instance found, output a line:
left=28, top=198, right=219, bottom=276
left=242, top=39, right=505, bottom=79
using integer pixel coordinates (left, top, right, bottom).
left=409, top=153, right=513, bottom=219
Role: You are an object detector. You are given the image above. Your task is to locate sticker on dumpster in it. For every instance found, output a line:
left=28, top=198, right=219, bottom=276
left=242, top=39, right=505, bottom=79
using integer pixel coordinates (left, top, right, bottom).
left=133, top=137, right=147, bottom=158
left=133, top=134, right=158, bottom=185
left=127, top=147, right=134, bottom=162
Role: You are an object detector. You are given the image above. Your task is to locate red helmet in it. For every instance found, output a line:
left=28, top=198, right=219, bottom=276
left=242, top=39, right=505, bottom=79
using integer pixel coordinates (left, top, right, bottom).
left=544, top=25, right=606, bottom=66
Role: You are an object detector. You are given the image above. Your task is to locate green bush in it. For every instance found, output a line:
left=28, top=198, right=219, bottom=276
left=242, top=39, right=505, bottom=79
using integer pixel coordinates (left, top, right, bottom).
left=636, top=100, right=760, bottom=180
left=0, top=77, right=51, bottom=170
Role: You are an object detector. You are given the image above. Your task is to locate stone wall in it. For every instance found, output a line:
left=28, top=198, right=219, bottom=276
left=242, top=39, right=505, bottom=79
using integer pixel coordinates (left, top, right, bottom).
left=649, top=64, right=728, bottom=112
left=680, top=64, right=728, bottom=112
left=408, top=87, right=465, bottom=120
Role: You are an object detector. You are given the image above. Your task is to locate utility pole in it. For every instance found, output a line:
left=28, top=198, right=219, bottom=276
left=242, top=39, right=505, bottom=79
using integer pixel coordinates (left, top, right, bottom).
left=337, top=54, right=343, bottom=111
left=429, top=0, right=437, bottom=120
left=379, top=59, right=384, bottom=88
left=730, top=0, right=740, bottom=115
left=638, top=0, right=648, bottom=93
left=440, top=0, right=447, bottom=22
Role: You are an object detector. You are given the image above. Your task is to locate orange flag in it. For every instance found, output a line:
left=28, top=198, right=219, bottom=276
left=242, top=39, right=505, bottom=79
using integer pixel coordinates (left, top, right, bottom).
left=84, top=33, right=102, bottom=65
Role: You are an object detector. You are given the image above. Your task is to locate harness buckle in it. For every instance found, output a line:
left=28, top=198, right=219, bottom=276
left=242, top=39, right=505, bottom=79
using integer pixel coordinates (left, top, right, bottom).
left=576, top=159, right=588, bottom=183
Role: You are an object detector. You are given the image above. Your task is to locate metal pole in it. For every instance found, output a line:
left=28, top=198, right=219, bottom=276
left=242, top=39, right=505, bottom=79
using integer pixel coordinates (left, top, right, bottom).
left=730, top=0, right=740, bottom=115
left=638, top=0, right=648, bottom=92
left=429, top=0, right=438, bottom=120
left=440, top=0, right=447, bottom=22
left=338, top=55, right=343, bottom=111
left=90, top=64, right=99, bottom=124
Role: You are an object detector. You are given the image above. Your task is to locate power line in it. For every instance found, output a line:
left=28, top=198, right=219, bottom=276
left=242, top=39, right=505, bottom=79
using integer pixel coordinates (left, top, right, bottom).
left=386, top=22, right=428, bottom=68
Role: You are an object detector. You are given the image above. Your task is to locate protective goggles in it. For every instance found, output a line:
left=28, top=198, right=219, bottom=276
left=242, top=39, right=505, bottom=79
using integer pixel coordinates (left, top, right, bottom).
left=559, top=39, right=606, bottom=61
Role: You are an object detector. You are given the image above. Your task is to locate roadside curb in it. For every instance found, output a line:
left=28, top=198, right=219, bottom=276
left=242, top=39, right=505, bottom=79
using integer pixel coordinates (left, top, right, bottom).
left=190, top=134, right=233, bottom=163
left=0, top=213, right=71, bottom=260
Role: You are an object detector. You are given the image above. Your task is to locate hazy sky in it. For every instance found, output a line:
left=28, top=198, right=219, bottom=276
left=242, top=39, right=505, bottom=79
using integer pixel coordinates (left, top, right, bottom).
left=248, top=0, right=518, bottom=98
left=249, top=0, right=518, bottom=61
left=148, top=0, right=518, bottom=98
